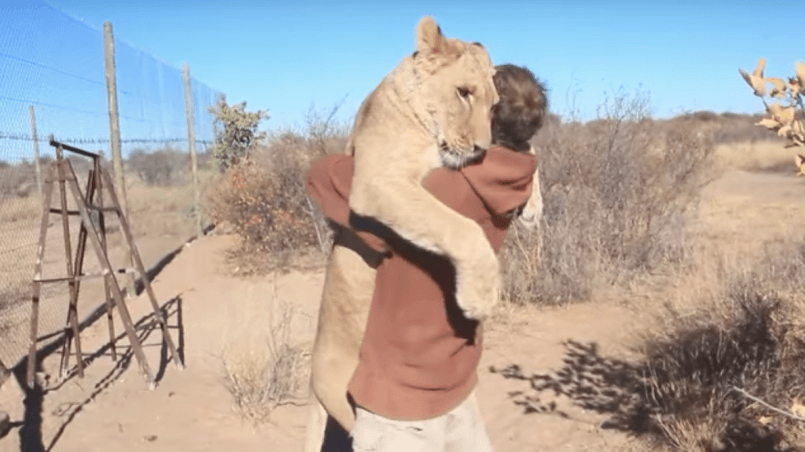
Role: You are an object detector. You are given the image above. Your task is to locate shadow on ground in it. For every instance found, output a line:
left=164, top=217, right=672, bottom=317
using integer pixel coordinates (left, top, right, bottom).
left=1, top=233, right=196, bottom=451
left=490, top=340, right=803, bottom=452
left=7, top=295, right=184, bottom=452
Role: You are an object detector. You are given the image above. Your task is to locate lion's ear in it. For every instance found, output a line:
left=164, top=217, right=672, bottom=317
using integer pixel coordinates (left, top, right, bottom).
left=416, top=16, right=444, bottom=54
left=797, top=154, right=805, bottom=166
left=415, top=15, right=459, bottom=69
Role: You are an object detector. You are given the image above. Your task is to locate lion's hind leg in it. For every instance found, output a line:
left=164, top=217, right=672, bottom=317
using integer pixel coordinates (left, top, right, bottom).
left=304, top=394, right=328, bottom=452
left=310, top=347, right=360, bottom=432
left=304, top=393, right=355, bottom=452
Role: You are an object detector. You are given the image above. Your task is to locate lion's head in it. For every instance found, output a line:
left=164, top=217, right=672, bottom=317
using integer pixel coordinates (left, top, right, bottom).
left=397, top=17, right=499, bottom=169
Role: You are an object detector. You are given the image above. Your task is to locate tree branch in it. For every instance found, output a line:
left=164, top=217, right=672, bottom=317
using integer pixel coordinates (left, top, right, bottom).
left=730, top=386, right=805, bottom=424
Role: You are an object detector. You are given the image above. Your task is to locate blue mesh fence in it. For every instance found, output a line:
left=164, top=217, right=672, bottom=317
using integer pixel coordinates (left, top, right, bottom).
left=0, top=2, right=223, bottom=367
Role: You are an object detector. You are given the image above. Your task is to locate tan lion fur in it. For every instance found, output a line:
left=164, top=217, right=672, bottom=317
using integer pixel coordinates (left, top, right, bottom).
left=796, top=153, right=805, bottom=177
left=304, top=16, right=525, bottom=452
left=347, top=17, right=499, bottom=320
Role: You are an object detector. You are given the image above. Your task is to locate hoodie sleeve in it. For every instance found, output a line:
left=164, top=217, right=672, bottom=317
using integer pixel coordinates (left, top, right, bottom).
left=306, top=155, right=388, bottom=253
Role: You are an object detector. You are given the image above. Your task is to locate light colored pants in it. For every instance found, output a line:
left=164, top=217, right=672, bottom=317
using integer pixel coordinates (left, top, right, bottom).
left=350, top=392, right=494, bottom=452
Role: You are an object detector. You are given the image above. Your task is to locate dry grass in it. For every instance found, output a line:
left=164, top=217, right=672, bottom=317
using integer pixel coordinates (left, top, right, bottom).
left=495, top=95, right=805, bottom=450
left=630, top=239, right=805, bottom=452
left=127, top=148, right=190, bottom=187
left=664, top=110, right=773, bottom=145
left=0, top=194, right=41, bottom=225
left=0, top=162, right=209, bottom=314
left=219, top=276, right=306, bottom=424
left=125, top=169, right=212, bottom=238
left=714, top=139, right=796, bottom=173
left=500, top=93, right=717, bottom=305
left=495, top=239, right=805, bottom=452
left=0, top=162, right=39, bottom=199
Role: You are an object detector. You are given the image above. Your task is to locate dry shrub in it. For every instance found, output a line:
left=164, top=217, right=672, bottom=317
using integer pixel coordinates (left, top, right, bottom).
left=636, top=240, right=805, bottom=451
left=606, top=110, right=786, bottom=172
left=220, top=294, right=305, bottom=423
left=0, top=161, right=38, bottom=198
left=205, top=162, right=319, bottom=265
left=208, top=96, right=269, bottom=171
left=494, top=241, right=805, bottom=452
left=501, top=93, right=717, bottom=305
left=203, top=121, right=345, bottom=270
left=499, top=225, right=543, bottom=306
left=127, top=148, right=189, bottom=186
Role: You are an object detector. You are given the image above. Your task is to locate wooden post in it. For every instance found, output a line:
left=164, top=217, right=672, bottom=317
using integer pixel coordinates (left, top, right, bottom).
left=55, top=144, right=84, bottom=380
left=27, top=164, right=54, bottom=387
left=28, top=105, right=43, bottom=196
left=182, top=63, right=202, bottom=238
left=103, top=21, right=135, bottom=297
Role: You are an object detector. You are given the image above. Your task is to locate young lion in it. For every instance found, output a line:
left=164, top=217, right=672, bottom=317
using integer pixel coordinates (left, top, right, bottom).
left=347, top=16, right=500, bottom=321
left=303, top=15, right=503, bottom=452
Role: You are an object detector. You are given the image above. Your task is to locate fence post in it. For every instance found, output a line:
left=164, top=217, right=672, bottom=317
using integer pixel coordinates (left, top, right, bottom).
left=28, top=105, right=43, bottom=197
left=182, top=63, right=202, bottom=238
left=103, top=21, right=135, bottom=296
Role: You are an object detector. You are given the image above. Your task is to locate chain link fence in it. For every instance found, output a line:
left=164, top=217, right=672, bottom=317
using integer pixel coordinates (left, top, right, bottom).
left=1, top=2, right=223, bottom=369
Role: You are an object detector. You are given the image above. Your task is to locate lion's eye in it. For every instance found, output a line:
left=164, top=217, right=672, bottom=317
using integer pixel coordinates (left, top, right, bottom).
left=457, top=86, right=472, bottom=99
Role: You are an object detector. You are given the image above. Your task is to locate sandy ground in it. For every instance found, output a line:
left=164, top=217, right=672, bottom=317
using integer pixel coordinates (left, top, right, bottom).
left=0, top=167, right=803, bottom=452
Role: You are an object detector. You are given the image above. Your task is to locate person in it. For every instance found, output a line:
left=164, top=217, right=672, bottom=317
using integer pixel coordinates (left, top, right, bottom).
left=307, top=64, right=547, bottom=452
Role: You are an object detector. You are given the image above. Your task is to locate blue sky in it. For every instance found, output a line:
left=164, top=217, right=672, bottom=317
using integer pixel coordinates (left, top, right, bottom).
left=0, top=0, right=800, bottom=161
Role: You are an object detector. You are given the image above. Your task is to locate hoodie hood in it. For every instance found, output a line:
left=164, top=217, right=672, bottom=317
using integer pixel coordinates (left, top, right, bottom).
left=460, top=145, right=538, bottom=217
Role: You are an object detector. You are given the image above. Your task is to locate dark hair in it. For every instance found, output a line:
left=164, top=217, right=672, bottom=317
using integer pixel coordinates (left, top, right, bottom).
left=491, top=64, right=548, bottom=152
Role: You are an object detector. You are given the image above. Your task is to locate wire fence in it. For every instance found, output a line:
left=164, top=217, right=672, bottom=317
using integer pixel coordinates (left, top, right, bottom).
left=0, top=2, right=223, bottom=370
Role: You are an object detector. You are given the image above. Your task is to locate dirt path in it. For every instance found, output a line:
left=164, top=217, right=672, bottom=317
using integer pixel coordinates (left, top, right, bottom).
left=0, top=234, right=645, bottom=452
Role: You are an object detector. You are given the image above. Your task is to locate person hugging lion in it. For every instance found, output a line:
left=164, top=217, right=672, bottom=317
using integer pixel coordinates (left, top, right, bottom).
left=307, top=63, right=547, bottom=452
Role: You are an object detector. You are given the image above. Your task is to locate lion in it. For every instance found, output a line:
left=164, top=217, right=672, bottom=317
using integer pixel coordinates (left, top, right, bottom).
left=796, top=154, right=805, bottom=177
left=304, top=16, right=536, bottom=452
left=346, top=16, right=501, bottom=322
left=304, top=14, right=498, bottom=450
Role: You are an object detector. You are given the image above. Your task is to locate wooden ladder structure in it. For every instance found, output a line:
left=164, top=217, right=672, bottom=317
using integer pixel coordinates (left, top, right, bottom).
left=26, top=139, right=183, bottom=389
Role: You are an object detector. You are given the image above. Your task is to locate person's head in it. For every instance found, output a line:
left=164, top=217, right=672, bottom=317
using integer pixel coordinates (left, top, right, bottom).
left=491, top=64, right=548, bottom=152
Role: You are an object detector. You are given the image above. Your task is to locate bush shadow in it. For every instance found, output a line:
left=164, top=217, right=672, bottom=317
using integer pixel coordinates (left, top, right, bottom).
left=491, top=336, right=804, bottom=452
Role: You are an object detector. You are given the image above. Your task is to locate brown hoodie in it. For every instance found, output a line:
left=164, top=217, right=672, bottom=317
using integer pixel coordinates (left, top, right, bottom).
left=306, top=146, right=537, bottom=420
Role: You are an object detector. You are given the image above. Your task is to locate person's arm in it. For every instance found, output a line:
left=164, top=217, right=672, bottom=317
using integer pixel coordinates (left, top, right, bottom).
left=306, top=155, right=388, bottom=253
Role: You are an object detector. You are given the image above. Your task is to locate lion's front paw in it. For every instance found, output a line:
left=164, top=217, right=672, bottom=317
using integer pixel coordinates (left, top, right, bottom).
left=454, top=245, right=501, bottom=320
